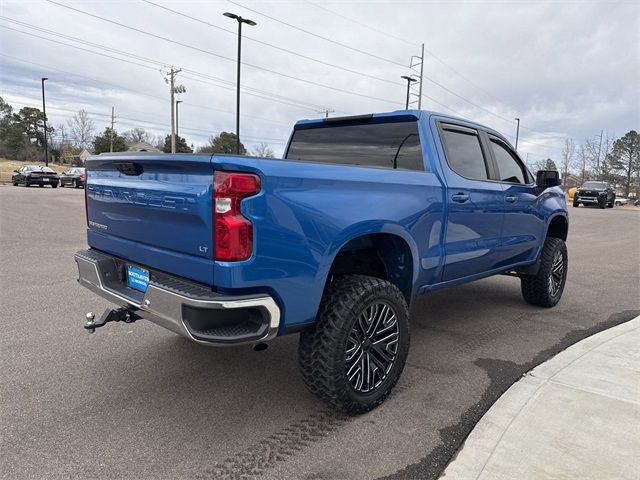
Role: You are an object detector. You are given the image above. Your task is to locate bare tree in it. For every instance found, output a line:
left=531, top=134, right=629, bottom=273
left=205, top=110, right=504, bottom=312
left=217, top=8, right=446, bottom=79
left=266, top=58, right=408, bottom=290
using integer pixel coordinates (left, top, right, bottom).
left=560, top=138, right=574, bottom=187
left=67, top=109, right=95, bottom=149
left=251, top=142, right=275, bottom=158
left=124, top=127, right=152, bottom=144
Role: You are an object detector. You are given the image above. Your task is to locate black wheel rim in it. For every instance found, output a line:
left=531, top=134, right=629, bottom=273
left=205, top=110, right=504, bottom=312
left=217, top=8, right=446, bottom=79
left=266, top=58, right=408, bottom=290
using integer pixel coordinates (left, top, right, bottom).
left=345, top=301, right=399, bottom=393
left=549, top=250, right=564, bottom=297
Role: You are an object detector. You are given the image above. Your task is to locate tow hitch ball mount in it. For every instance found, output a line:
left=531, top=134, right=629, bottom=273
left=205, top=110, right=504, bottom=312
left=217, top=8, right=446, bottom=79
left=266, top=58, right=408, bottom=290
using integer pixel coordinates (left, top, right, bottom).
left=84, top=307, right=139, bottom=333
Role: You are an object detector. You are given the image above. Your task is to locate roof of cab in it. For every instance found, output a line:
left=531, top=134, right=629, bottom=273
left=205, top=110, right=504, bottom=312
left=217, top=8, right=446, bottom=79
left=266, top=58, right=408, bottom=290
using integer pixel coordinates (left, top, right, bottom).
left=292, top=109, right=508, bottom=144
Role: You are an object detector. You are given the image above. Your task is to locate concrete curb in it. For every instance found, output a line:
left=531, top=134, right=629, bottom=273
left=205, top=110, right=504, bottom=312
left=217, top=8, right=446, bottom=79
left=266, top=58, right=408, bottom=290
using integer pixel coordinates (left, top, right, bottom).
left=441, top=315, right=640, bottom=480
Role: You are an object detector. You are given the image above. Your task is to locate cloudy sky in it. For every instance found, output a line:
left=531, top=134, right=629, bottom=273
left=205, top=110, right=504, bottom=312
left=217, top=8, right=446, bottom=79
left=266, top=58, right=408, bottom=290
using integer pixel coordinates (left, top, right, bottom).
left=1, top=0, right=638, bottom=159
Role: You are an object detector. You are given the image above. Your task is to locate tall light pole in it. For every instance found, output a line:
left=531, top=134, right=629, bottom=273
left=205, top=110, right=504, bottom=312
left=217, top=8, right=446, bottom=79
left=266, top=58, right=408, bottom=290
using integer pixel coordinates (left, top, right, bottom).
left=41, top=77, right=48, bottom=166
left=175, top=100, right=182, bottom=138
left=515, top=117, right=521, bottom=150
left=400, top=75, right=417, bottom=110
left=223, top=12, right=256, bottom=154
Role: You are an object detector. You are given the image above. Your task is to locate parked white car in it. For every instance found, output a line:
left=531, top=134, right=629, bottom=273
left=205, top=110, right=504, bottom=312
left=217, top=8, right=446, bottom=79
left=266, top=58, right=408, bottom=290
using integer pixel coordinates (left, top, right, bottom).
left=614, top=197, right=629, bottom=206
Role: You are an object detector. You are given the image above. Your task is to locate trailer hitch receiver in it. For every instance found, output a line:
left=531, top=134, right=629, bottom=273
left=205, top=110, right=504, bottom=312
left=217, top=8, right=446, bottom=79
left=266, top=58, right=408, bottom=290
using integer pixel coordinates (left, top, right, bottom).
left=84, top=307, right=139, bottom=334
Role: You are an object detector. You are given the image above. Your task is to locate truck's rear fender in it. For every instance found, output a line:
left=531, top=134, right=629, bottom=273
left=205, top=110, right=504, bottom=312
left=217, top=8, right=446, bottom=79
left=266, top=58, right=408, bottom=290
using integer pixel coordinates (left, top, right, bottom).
left=211, top=156, right=442, bottom=332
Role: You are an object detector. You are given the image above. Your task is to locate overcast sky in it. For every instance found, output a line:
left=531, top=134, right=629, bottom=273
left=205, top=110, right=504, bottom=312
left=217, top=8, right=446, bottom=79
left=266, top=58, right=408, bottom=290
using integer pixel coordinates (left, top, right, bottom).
left=1, top=0, right=638, bottom=159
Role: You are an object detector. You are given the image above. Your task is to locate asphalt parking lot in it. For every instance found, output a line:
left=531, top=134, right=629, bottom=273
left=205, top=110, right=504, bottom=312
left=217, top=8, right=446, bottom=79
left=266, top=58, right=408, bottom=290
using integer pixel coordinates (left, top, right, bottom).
left=1, top=184, right=639, bottom=480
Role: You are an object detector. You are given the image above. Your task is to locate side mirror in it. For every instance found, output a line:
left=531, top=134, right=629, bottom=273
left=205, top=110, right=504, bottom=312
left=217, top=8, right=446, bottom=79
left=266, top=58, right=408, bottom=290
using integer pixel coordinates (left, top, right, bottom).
left=13, top=169, right=19, bottom=173
left=536, top=170, right=560, bottom=188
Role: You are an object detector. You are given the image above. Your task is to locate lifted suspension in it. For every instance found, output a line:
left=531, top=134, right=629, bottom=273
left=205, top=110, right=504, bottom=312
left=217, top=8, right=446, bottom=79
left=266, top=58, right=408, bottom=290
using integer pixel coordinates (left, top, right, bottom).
left=84, top=307, right=140, bottom=333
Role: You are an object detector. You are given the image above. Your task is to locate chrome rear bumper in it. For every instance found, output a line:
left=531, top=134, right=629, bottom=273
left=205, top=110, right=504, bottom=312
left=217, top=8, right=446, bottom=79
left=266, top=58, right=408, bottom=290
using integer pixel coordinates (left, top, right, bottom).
left=74, top=249, right=280, bottom=346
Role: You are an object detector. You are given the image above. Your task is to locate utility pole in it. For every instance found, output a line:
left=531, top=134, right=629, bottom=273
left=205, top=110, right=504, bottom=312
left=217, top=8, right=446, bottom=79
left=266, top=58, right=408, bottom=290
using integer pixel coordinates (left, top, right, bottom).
left=596, top=130, right=603, bottom=179
left=515, top=118, right=521, bottom=150
left=224, top=12, right=257, bottom=154
left=109, top=106, right=115, bottom=153
left=400, top=76, right=417, bottom=110
left=41, top=77, right=48, bottom=166
left=317, top=108, right=334, bottom=118
left=165, top=67, right=184, bottom=154
left=175, top=100, right=182, bottom=137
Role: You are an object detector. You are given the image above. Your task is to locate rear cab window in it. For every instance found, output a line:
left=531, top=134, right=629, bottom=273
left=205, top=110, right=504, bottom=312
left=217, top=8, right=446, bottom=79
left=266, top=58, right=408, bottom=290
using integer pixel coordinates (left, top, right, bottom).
left=285, top=119, right=424, bottom=171
left=439, top=124, right=489, bottom=180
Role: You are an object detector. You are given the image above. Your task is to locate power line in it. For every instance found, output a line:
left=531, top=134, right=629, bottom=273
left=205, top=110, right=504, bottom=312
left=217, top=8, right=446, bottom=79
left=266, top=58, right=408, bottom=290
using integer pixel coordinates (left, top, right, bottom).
left=0, top=19, right=341, bottom=114
left=303, top=1, right=418, bottom=47
left=228, top=0, right=408, bottom=68
left=142, top=0, right=405, bottom=88
left=228, top=0, right=562, bottom=139
left=43, top=1, right=404, bottom=107
left=0, top=53, right=292, bottom=127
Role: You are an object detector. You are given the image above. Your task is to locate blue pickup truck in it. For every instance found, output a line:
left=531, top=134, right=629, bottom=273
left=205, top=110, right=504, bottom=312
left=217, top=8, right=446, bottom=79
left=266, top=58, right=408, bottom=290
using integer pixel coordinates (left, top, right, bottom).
left=75, top=110, right=568, bottom=413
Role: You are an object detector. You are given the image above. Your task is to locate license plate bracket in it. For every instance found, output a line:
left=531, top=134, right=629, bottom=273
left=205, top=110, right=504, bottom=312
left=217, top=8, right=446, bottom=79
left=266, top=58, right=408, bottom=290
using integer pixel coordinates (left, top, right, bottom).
left=127, top=265, right=149, bottom=292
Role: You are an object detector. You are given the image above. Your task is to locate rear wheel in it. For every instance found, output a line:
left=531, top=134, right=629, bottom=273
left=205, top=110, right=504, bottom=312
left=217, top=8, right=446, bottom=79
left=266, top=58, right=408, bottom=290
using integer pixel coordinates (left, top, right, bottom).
left=521, top=237, right=568, bottom=308
left=52, top=183, right=58, bottom=188
left=298, top=274, right=410, bottom=414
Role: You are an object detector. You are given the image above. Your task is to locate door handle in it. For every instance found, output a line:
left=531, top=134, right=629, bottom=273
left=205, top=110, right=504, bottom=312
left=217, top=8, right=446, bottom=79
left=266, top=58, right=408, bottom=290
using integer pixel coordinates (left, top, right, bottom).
left=505, top=195, right=517, bottom=203
left=451, top=193, right=469, bottom=203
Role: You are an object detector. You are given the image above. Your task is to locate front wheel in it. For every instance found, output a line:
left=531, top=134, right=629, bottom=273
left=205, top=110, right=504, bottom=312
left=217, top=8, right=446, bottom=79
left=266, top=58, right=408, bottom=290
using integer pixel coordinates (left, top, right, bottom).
left=521, top=237, right=568, bottom=308
left=298, top=274, right=410, bottom=414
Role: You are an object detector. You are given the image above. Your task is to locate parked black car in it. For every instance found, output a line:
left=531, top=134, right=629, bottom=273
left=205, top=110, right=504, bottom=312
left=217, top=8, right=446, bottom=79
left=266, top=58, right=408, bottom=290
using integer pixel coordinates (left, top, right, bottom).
left=12, top=166, right=59, bottom=188
left=59, top=167, right=86, bottom=188
left=573, top=181, right=615, bottom=209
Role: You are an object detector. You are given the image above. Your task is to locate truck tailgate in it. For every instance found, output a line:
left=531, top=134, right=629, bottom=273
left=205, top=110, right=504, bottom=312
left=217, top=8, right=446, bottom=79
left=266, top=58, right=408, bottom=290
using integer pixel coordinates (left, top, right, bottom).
left=85, top=154, right=215, bottom=284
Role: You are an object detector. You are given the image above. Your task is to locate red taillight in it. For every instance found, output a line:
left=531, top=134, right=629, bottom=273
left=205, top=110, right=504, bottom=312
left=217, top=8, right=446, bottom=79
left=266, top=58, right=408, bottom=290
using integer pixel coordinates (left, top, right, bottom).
left=213, top=171, right=260, bottom=261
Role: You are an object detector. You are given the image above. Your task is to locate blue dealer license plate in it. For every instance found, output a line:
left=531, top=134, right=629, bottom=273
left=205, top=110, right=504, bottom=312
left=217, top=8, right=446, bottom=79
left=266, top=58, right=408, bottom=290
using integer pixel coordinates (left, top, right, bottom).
left=127, top=265, right=149, bottom=292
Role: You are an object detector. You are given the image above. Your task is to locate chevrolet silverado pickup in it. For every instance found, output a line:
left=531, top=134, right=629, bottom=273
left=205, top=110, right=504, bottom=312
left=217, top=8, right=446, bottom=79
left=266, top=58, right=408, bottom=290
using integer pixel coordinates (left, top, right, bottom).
left=75, top=110, right=569, bottom=413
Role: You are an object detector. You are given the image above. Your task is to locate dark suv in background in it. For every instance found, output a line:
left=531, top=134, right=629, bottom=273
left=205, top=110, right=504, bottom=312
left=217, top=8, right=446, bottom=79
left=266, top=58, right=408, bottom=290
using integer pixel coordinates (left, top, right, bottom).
left=573, top=181, right=615, bottom=209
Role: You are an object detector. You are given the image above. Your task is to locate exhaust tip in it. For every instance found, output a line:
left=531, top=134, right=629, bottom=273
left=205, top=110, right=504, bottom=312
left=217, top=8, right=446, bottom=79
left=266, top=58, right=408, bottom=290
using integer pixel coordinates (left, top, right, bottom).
left=253, top=343, right=268, bottom=352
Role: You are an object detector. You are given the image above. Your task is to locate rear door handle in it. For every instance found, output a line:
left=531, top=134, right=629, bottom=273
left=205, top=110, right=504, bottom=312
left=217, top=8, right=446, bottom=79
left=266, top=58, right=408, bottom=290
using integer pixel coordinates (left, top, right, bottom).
left=505, top=195, right=517, bottom=203
left=451, top=193, right=469, bottom=203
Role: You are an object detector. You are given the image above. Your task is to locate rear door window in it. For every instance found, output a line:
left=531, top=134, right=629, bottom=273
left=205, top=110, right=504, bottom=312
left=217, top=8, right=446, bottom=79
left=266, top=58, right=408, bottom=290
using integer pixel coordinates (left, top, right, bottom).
left=285, top=120, right=424, bottom=171
left=440, top=125, right=489, bottom=180
left=489, top=137, right=528, bottom=184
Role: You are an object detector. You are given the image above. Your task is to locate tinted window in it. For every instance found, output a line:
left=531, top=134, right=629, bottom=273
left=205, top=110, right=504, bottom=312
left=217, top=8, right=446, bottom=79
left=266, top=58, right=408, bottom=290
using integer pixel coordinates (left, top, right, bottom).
left=441, top=127, right=488, bottom=180
left=285, top=121, right=423, bottom=171
left=490, top=138, right=527, bottom=184
left=42, top=167, right=55, bottom=173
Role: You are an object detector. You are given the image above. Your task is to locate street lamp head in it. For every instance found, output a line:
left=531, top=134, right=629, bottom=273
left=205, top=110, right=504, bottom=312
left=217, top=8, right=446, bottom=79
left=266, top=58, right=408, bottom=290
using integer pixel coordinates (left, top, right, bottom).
left=401, top=75, right=417, bottom=83
left=176, top=100, right=183, bottom=104
left=42, top=77, right=48, bottom=82
left=223, top=12, right=256, bottom=26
